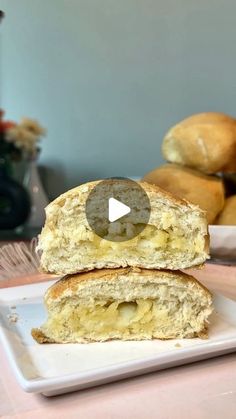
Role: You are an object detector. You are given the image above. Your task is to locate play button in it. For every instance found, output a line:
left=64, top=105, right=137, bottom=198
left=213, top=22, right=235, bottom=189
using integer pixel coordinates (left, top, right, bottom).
left=85, top=178, right=151, bottom=242
left=108, top=198, right=131, bottom=222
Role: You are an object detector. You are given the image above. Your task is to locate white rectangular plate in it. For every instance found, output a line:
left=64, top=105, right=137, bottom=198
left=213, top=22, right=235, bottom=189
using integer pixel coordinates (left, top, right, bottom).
left=1, top=280, right=236, bottom=396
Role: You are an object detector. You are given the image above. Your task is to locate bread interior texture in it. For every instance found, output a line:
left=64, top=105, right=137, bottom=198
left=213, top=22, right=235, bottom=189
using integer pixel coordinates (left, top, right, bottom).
left=39, top=190, right=208, bottom=274
left=33, top=272, right=212, bottom=343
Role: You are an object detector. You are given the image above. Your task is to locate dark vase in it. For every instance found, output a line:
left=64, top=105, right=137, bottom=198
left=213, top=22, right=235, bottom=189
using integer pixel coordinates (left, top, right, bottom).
left=0, top=157, right=31, bottom=229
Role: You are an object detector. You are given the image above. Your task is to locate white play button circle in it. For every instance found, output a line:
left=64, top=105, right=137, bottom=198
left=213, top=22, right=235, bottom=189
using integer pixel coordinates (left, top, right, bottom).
left=85, top=178, right=151, bottom=242
left=108, top=197, right=131, bottom=222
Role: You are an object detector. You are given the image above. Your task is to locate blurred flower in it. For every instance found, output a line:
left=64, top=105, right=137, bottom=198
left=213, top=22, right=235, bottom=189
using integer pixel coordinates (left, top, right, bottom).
left=0, top=109, right=16, bottom=133
left=6, top=126, right=38, bottom=156
left=0, top=110, right=46, bottom=161
left=20, top=118, right=46, bottom=137
left=0, top=121, right=16, bottom=133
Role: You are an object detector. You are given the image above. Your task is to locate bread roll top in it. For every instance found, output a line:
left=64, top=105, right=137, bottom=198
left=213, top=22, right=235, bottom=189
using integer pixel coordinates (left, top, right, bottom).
left=162, top=112, right=236, bottom=174
left=38, top=180, right=209, bottom=274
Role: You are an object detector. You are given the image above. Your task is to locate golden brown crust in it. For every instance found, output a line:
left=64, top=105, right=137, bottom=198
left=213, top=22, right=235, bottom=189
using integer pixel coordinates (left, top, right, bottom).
left=162, top=112, right=236, bottom=174
left=222, top=153, right=236, bottom=173
left=31, top=328, right=55, bottom=343
left=178, top=112, right=236, bottom=125
left=45, top=267, right=212, bottom=303
left=142, top=164, right=224, bottom=224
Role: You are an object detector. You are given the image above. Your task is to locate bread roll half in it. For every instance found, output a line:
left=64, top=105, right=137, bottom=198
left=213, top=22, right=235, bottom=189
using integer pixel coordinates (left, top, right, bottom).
left=38, top=180, right=209, bottom=274
left=31, top=268, right=213, bottom=343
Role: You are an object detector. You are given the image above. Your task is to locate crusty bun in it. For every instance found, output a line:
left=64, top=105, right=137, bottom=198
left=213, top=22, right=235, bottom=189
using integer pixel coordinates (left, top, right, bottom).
left=31, top=268, right=213, bottom=343
left=216, top=195, right=236, bottom=225
left=38, top=180, right=209, bottom=274
left=142, top=164, right=224, bottom=224
left=162, top=112, right=236, bottom=174
left=223, top=153, right=236, bottom=173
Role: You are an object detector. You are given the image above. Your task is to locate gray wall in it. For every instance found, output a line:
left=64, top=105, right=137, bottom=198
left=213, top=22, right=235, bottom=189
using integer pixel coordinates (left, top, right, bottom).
left=1, top=0, right=236, bottom=198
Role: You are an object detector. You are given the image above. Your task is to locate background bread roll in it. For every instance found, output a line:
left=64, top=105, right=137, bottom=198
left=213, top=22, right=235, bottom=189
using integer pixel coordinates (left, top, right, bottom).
left=216, top=195, right=236, bottom=225
left=174, top=112, right=235, bottom=125
left=38, top=180, right=209, bottom=274
left=142, top=164, right=224, bottom=224
left=162, top=112, right=236, bottom=174
left=31, top=268, right=213, bottom=343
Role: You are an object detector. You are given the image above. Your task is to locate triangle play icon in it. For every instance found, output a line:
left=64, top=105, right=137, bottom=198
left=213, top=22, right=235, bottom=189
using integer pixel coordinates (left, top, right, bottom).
left=108, top=197, right=131, bottom=222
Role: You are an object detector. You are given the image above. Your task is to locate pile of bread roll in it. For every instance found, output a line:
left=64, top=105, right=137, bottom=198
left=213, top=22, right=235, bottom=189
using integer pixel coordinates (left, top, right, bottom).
left=143, top=112, right=236, bottom=225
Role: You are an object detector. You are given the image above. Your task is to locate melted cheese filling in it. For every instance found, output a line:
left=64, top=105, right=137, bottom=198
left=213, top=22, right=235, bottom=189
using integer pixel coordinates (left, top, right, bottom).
left=44, top=297, right=205, bottom=341
left=79, top=224, right=205, bottom=257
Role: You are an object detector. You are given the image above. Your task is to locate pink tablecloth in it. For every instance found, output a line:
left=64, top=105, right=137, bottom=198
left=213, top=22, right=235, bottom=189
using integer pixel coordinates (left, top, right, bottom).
left=1, top=264, right=236, bottom=419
